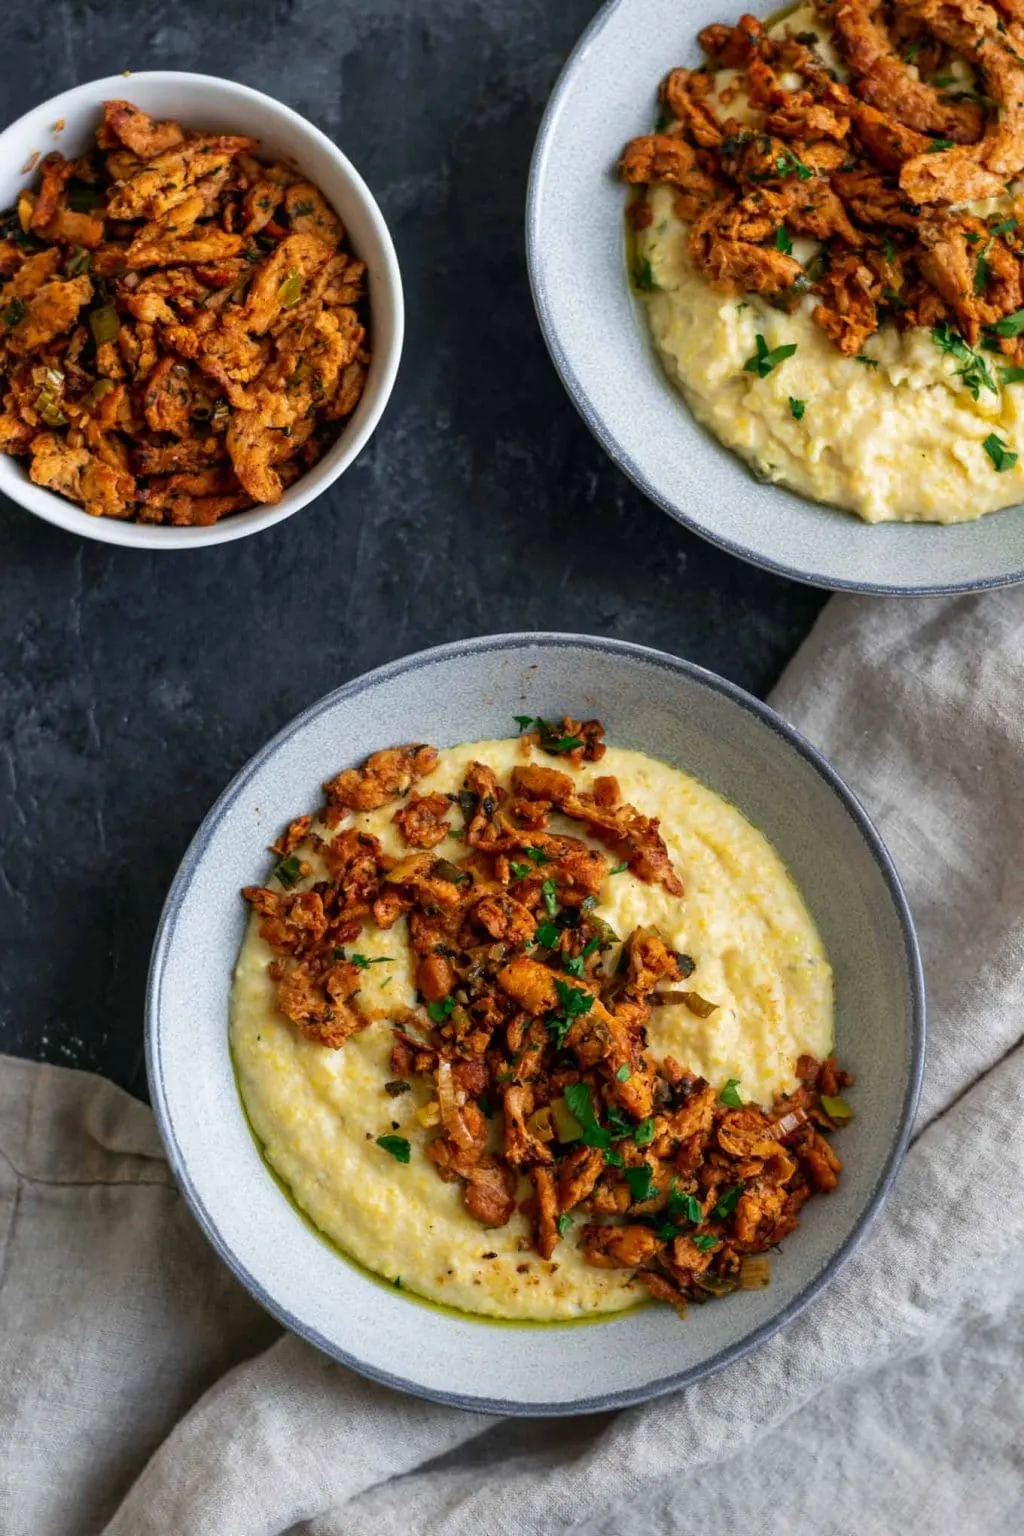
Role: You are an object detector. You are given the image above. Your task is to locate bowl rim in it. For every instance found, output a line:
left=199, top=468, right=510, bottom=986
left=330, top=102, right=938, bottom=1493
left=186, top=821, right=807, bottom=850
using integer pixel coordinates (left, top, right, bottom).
left=0, top=70, right=404, bottom=550
left=146, top=631, right=926, bottom=1415
left=525, top=0, right=1024, bottom=597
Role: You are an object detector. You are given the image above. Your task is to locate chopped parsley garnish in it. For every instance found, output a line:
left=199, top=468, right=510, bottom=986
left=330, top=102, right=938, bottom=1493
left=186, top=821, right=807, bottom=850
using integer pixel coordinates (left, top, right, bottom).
left=633, top=1117, right=656, bottom=1147
left=974, top=238, right=994, bottom=295
left=775, top=147, right=812, bottom=181
left=393, top=1275, right=403, bottom=1288
left=615, top=1063, right=632, bottom=1082
left=991, top=218, right=1018, bottom=237
left=625, top=1163, right=655, bottom=1204
left=692, top=1234, right=720, bottom=1253
left=556, top=1212, right=574, bottom=1238
left=712, top=1182, right=744, bottom=1218
left=563, top=1081, right=619, bottom=1164
left=904, top=40, right=922, bottom=61
left=775, top=225, right=793, bottom=255
left=273, top=855, right=302, bottom=888
left=426, top=996, right=455, bottom=1023
left=542, top=878, right=558, bottom=916
left=719, top=1078, right=744, bottom=1108
left=547, top=979, right=593, bottom=1047
left=669, top=1186, right=703, bottom=1226
left=855, top=354, right=878, bottom=368
left=563, top=937, right=599, bottom=979
left=883, top=237, right=896, bottom=264
left=744, top=333, right=798, bottom=378
left=992, top=308, right=1024, bottom=337
left=788, top=397, right=806, bottom=420
left=535, top=918, right=560, bottom=949
left=349, top=953, right=393, bottom=969
left=931, top=323, right=998, bottom=398
left=509, top=861, right=533, bottom=880
left=514, top=716, right=585, bottom=753
left=376, top=1135, right=411, bottom=1164
left=1000, top=365, right=1024, bottom=384
left=931, top=75, right=957, bottom=87
left=983, top=433, right=1018, bottom=472
left=634, top=258, right=657, bottom=292
left=609, top=862, right=629, bottom=875
left=926, top=138, right=956, bottom=152
left=523, top=847, right=549, bottom=864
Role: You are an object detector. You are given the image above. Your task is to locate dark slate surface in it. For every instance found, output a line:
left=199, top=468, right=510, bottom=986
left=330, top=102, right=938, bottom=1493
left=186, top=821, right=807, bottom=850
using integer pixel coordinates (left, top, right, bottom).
left=0, top=0, right=827, bottom=1098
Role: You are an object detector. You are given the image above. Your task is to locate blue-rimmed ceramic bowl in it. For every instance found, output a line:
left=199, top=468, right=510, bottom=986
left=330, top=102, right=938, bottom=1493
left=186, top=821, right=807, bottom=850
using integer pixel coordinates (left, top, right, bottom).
left=147, top=634, right=924, bottom=1414
left=526, top=0, right=1024, bottom=594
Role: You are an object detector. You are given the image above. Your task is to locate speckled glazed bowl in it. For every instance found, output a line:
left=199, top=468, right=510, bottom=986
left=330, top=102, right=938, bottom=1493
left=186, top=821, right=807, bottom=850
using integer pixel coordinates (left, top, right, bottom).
left=527, top=0, right=1024, bottom=594
left=0, top=72, right=403, bottom=549
left=147, top=634, right=924, bottom=1414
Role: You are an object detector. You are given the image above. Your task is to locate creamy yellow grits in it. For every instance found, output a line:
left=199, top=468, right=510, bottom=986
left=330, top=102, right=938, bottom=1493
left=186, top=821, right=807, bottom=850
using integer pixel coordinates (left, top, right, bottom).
left=635, top=3, right=1024, bottom=524
left=231, top=738, right=833, bottom=1320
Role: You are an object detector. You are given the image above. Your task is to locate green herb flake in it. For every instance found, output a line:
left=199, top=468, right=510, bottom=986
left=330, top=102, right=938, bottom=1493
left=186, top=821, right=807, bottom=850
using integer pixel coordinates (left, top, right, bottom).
left=634, top=257, right=658, bottom=292
left=855, top=354, right=879, bottom=368
left=542, top=878, right=558, bottom=917
left=535, top=919, right=560, bottom=949
left=1000, top=365, right=1024, bottom=384
left=615, top=1063, right=631, bottom=1082
left=349, top=953, right=393, bottom=969
left=523, top=846, right=549, bottom=864
left=788, top=396, right=806, bottom=420
left=975, top=238, right=995, bottom=295
left=931, top=323, right=998, bottom=398
left=744, top=333, right=798, bottom=378
left=634, top=1117, right=656, bottom=1147
left=509, top=861, right=533, bottom=880
left=625, top=1163, right=655, bottom=1204
left=556, top=1213, right=575, bottom=1238
left=883, top=237, right=896, bottom=264
left=692, top=1234, right=720, bottom=1253
left=393, top=1275, right=403, bottom=1288
left=668, top=1184, right=702, bottom=1226
left=426, top=996, right=456, bottom=1023
left=712, top=1182, right=745, bottom=1219
left=273, top=855, right=303, bottom=889
left=992, top=308, right=1024, bottom=337
left=376, top=1135, right=411, bottom=1164
left=609, top=862, right=629, bottom=875
left=926, top=137, right=956, bottom=152
left=984, top=432, right=1018, bottom=472
left=2, top=297, right=26, bottom=328
left=775, top=225, right=793, bottom=255
left=991, top=218, right=1018, bottom=237
left=719, top=1077, right=744, bottom=1108
left=775, top=148, right=812, bottom=181
left=564, top=1081, right=615, bottom=1157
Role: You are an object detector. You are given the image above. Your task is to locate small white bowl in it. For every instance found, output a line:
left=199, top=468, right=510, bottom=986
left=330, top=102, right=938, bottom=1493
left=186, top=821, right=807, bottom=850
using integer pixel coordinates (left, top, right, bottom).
left=0, top=73, right=404, bottom=549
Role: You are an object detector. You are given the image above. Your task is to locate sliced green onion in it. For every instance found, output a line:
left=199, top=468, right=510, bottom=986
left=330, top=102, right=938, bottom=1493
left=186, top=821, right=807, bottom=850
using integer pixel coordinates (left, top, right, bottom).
left=89, top=301, right=119, bottom=345
left=740, top=1254, right=772, bottom=1289
left=278, top=269, right=303, bottom=307
left=65, top=247, right=92, bottom=276
left=820, top=1094, right=854, bottom=1123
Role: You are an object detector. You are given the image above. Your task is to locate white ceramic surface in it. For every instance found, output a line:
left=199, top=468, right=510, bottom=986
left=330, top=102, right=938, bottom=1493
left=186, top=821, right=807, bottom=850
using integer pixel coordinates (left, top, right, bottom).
left=147, top=634, right=924, bottom=1414
left=526, top=0, right=1024, bottom=593
left=0, top=72, right=403, bottom=549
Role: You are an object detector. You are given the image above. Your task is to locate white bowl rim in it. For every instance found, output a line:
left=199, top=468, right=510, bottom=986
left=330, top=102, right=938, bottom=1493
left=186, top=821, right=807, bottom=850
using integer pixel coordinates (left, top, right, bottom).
left=0, top=70, right=404, bottom=550
left=146, top=631, right=926, bottom=1415
left=525, top=0, right=1024, bottom=597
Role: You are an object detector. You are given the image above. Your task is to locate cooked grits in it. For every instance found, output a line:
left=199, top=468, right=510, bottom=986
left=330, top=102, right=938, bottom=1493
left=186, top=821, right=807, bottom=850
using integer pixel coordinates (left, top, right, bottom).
left=231, top=739, right=833, bottom=1321
left=633, top=3, right=1024, bottom=524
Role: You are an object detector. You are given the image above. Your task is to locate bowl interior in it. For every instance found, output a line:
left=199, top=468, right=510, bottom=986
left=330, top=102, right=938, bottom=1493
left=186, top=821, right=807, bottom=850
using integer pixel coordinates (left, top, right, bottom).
left=527, top=0, right=1024, bottom=593
left=0, top=73, right=402, bottom=549
left=148, top=635, right=922, bottom=1413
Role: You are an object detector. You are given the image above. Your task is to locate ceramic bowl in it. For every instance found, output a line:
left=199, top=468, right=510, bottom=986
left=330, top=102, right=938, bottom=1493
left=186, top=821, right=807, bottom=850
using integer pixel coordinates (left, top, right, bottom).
left=147, top=634, right=924, bottom=1414
left=0, top=72, right=403, bottom=549
left=526, top=0, right=1024, bottom=594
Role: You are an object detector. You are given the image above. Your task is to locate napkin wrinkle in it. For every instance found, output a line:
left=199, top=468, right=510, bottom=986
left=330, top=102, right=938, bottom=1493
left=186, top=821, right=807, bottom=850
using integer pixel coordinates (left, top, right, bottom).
left=2, top=589, right=1023, bottom=1536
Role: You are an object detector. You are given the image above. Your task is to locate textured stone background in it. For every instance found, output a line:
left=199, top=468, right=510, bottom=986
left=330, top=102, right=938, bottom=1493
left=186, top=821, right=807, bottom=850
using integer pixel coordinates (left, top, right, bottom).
left=0, top=0, right=826, bottom=1096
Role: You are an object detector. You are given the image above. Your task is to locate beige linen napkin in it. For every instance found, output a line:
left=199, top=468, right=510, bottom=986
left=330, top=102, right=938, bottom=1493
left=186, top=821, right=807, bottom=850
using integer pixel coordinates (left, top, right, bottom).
left=2, top=590, right=1023, bottom=1536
